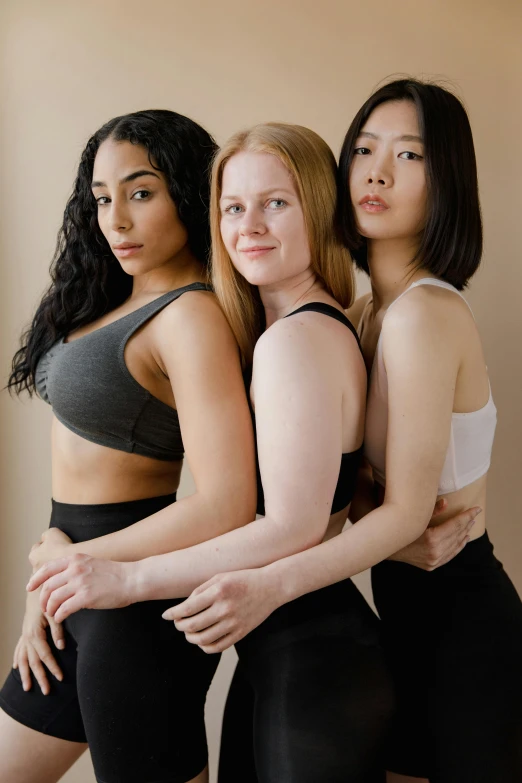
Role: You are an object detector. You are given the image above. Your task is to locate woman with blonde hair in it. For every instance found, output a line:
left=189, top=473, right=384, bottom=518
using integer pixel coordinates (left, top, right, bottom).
left=30, top=122, right=396, bottom=780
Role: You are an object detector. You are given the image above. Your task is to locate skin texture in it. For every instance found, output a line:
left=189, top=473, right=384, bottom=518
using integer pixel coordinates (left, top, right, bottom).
left=154, top=102, right=487, bottom=645
left=28, top=139, right=256, bottom=568
left=28, top=142, right=480, bottom=635
left=28, top=150, right=368, bottom=627
left=26, top=125, right=486, bottom=782
left=4, top=138, right=256, bottom=782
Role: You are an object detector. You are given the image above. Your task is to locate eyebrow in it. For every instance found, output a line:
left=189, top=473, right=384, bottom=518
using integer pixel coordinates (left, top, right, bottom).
left=220, top=187, right=295, bottom=202
left=92, top=169, right=161, bottom=188
left=358, top=131, right=423, bottom=143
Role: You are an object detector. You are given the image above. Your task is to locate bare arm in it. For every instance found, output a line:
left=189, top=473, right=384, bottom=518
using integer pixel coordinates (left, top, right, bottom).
left=31, top=293, right=257, bottom=564
left=30, top=314, right=361, bottom=615
left=130, top=315, right=348, bottom=598
left=257, top=290, right=461, bottom=601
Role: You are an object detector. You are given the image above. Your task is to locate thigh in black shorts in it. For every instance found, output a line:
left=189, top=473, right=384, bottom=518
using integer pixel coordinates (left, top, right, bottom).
left=218, top=578, right=395, bottom=783
left=0, top=494, right=220, bottom=783
left=372, top=531, right=522, bottom=783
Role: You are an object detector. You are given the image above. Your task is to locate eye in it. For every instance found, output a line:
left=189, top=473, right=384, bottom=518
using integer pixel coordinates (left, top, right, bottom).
left=132, top=189, right=151, bottom=200
left=398, top=151, right=423, bottom=161
left=95, top=195, right=110, bottom=206
left=224, top=204, right=244, bottom=214
left=353, top=147, right=371, bottom=156
left=267, top=199, right=287, bottom=209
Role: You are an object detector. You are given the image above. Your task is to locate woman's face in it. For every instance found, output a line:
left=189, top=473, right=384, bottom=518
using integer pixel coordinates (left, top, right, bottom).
left=349, top=100, right=427, bottom=245
left=219, top=151, right=311, bottom=288
left=92, top=138, right=189, bottom=276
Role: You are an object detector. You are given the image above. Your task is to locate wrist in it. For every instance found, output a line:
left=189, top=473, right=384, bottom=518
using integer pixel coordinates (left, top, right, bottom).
left=127, top=559, right=152, bottom=603
left=263, top=560, right=295, bottom=610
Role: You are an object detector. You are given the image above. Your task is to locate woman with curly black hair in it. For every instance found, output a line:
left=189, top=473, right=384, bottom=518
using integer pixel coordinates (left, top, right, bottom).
left=0, top=109, right=256, bottom=783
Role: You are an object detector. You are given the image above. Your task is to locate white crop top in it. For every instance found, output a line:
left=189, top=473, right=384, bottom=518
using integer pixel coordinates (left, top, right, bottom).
left=362, top=278, right=497, bottom=495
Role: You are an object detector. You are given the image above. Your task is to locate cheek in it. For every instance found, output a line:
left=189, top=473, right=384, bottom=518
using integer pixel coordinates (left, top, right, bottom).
left=277, top=211, right=307, bottom=251
left=410, top=181, right=428, bottom=229
left=220, top=219, right=237, bottom=258
left=151, top=204, right=188, bottom=248
left=96, top=209, right=110, bottom=239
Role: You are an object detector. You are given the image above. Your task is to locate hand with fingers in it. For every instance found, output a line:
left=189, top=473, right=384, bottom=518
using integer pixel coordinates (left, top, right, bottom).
left=27, top=553, right=135, bottom=622
left=13, top=587, right=65, bottom=695
left=388, top=499, right=482, bottom=570
left=29, top=527, right=74, bottom=571
left=163, top=567, right=282, bottom=653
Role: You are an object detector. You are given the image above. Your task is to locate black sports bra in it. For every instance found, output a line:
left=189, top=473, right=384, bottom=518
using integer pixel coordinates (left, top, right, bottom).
left=35, top=283, right=212, bottom=461
left=255, top=302, right=364, bottom=516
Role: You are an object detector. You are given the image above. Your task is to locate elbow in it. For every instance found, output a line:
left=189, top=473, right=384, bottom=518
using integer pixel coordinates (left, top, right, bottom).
left=270, top=514, right=327, bottom=556
left=402, top=507, right=432, bottom=540
left=205, top=482, right=257, bottom=534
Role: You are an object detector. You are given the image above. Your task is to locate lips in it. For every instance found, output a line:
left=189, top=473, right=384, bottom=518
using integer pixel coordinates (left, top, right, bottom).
left=112, top=242, right=143, bottom=258
left=238, top=246, right=275, bottom=257
left=358, top=194, right=389, bottom=212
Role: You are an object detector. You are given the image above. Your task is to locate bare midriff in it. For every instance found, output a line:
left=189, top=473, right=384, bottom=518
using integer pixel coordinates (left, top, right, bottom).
left=372, top=473, right=488, bottom=542
left=51, top=418, right=183, bottom=505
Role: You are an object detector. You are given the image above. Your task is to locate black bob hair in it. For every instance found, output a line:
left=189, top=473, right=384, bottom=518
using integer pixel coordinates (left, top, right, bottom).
left=338, top=78, right=482, bottom=290
left=9, top=109, right=218, bottom=395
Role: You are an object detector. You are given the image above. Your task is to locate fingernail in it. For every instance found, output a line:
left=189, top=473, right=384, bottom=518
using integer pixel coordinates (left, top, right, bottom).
left=469, top=519, right=476, bottom=527
left=161, top=612, right=169, bottom=620
left=57, top=640, right=65, bottom=649
left=476, top=508, right=483, bottom=515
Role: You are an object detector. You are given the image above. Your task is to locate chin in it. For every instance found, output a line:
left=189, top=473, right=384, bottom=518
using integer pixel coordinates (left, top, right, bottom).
left=117, top=260, right=156, bottom=276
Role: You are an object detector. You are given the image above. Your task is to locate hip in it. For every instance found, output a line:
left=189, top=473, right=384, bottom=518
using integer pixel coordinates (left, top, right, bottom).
left=49, top=492, right=177, bottom=542
left=236, top=577, right=383, bottom=662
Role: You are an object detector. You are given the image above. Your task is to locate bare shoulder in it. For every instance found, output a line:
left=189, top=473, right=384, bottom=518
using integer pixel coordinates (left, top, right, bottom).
left=254, top=307, right=360, bottom=378
left=254, top=313, right=317, bottom=366
left=154, top=289, right=236, bottom=347
left=346, top=293, right=371, bottom=329
left=384, top=284, right=470, bottom=341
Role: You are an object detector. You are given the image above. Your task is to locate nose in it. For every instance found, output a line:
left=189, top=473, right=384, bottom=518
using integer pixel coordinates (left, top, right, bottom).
left=108, top=199, right=132, bottom=232
left=239, top=207, right=266, bottom=236
left=365, top=153, right=393, bottom=188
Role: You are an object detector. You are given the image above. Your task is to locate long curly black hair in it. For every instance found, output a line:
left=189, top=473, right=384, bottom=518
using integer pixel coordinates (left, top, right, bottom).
left=8, top=109, right=218, bottom=395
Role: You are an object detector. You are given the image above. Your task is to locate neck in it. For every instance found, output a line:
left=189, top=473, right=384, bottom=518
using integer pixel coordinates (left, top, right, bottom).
left=259, top=268, right=324, bottom=328
left=130, top=247, right=205, bottom=298
left=367, top=237, right=433, bottom=311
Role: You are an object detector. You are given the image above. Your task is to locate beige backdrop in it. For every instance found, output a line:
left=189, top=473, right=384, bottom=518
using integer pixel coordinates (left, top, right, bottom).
left=1, top=1, right=521, bottom=780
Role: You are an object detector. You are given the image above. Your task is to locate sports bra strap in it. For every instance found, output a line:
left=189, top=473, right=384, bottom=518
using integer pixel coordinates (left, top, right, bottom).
left=121, top=282, right=213, bottom=344
left=386, top=278, right=475, bottom=320
left=286, top=302, right=361, bottom=349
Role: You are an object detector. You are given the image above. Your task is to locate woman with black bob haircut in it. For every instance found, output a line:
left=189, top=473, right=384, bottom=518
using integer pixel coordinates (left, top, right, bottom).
left=0, top=109, right=256, bottom=783
left=115, top=81, right=520, bottom=782
left=338, top=78, right=482, bottom=289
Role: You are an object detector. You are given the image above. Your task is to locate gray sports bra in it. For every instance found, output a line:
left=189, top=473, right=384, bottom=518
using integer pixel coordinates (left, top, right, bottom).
left=35, top=282, right=212, bottom=461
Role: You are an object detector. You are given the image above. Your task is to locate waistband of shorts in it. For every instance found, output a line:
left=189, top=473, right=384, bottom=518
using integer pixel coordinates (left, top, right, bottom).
left=50, top=492, right=177, bottom=524
left=439, top=530, right=497, bottom=569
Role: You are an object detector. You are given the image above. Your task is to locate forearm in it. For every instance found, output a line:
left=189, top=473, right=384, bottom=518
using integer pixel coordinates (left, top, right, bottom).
left=348, top=471, right=377, bottom=523
left=69, top=492, right=254, bottom=562
left=267, top=502, right=430, bottom=605
left=130, top=513, right=318, bottom=601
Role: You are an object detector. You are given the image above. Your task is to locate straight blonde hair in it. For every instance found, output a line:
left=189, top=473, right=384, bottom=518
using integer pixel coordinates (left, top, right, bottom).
left=210, top=122, right=355, bottom=367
